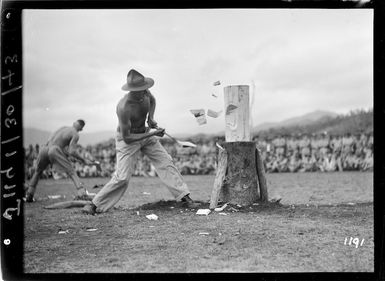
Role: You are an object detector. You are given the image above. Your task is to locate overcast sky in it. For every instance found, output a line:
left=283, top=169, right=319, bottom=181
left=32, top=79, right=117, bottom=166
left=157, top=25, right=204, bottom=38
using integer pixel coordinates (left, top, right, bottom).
left=23, top=9, right=373, bottom=135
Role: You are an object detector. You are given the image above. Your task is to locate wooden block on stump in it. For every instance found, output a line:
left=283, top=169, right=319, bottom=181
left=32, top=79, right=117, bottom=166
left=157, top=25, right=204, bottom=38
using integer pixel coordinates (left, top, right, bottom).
left=224, top=85, right=250, bottom=142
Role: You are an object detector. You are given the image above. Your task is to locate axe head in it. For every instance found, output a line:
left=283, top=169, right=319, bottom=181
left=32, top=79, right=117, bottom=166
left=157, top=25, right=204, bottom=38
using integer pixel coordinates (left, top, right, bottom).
left=178, top=140, right=197, bottom=148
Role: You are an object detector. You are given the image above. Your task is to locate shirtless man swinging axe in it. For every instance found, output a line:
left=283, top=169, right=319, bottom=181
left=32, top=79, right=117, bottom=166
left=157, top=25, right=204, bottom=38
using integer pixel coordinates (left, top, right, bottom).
left=82, top=69, right=200, bottom=215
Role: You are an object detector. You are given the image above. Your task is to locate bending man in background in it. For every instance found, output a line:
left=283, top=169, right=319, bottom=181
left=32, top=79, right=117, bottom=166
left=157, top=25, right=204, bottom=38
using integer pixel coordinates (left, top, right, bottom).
left=24, top=120, right=93, bottom=202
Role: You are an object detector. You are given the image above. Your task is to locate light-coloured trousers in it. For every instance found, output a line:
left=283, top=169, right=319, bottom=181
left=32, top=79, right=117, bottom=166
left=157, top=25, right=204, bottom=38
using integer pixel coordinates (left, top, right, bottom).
left=92, top=134, right=190, bottom=212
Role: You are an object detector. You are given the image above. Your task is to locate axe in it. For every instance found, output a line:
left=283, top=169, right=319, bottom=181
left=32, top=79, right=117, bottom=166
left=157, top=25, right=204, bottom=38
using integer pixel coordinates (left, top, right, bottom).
left=155, top=126, right=196, bottom=148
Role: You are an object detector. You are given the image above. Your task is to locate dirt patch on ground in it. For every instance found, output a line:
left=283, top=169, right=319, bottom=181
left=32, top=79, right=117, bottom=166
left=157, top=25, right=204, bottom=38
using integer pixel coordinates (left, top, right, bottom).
left=24, top=172, right=373, bottom=272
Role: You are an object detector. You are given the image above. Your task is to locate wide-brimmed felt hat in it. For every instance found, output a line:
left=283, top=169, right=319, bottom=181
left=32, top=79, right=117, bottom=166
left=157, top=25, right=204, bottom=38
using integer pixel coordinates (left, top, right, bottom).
left=121, top=69, right=154, bottom=91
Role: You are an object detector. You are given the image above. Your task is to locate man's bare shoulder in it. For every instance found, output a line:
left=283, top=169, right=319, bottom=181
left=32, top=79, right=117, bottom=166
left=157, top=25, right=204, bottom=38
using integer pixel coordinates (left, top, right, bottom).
left=117, top=95, right=128, bottom=108
left=51, top=126, right=69, bottom=137
left=53, top=126, right=68, bottom=133
left=48, top=126, right=78, bottom=147
left=116, top=95, right=131, bottom=117
left=58, top=126, right=78, bottom=139
left=62, top=126, right=76, bottom=133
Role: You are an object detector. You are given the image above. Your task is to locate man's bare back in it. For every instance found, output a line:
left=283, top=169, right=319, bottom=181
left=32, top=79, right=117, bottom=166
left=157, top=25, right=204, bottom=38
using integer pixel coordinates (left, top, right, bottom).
left=47, top=126, right=79, bottom=149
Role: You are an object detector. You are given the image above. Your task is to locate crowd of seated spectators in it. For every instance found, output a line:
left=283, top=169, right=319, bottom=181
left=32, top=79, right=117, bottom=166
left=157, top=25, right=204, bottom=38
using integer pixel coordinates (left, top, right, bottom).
left=24, top=132, right=373, bottom=180
left=255, top=132, right=373, bottom=173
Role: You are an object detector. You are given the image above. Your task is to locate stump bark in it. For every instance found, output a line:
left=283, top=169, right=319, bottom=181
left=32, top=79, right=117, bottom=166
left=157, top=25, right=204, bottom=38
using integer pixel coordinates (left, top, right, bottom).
left=209, top=148, right=228, bottom=209
left=255, top=148, right=268, bottom=202
left=210, top=142, right=269, bottom=208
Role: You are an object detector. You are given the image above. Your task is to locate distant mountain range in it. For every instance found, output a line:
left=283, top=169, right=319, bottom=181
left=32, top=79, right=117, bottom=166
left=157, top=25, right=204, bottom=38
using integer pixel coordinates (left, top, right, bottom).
left=252, top=110, right=338, bottom=133
left=23, top=129, right=115, bottom=147
left=23, top=110, right=338, bottom=147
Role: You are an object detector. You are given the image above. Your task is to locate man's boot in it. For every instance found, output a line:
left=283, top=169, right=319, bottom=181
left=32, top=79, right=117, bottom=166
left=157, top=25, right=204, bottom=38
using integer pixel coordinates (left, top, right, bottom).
left=74, top=187, right=93, bottom=201
left=24, top=192, right=35, bottom=203
left=82, top=203, right=97, bottom=215
left=181, top=194, right=200, bottom=208
left=23, top=184, right=35, bottom=203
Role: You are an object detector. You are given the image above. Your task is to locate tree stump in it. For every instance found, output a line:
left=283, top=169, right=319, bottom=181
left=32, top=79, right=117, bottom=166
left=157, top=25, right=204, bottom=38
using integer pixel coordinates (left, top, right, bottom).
left=219, top=141, right=259, bottom=205
left=209, top=143, right=269, bottom=208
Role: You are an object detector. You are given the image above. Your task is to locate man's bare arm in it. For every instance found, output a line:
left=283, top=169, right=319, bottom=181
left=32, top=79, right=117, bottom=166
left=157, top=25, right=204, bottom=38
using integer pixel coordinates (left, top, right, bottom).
left=67, top=134, right=90, bottom=164
left=146, top=90, right=158, bottom=128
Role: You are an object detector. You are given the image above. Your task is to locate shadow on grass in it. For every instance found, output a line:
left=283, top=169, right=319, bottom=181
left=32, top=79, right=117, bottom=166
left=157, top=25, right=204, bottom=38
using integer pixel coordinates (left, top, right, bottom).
left=128, top=200, right=372, bottom=219
left=131, top=199, right=286, bottom=212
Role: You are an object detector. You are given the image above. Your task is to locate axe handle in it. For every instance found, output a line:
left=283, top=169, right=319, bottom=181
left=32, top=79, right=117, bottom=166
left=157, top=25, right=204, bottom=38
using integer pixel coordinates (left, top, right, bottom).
left=164, top=132, right=179, bottom=144
left=154, top=126, right=179, bottom=144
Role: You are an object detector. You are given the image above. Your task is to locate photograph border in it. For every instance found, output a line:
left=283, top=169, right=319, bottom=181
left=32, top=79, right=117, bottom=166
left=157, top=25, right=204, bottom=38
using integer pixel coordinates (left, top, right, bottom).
left=1, top=0, right=383, bottom=280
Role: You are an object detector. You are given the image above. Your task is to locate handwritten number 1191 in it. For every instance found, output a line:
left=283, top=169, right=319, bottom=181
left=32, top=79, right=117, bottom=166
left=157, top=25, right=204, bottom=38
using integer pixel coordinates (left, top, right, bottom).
left=344, top=237, right=364, bottom=248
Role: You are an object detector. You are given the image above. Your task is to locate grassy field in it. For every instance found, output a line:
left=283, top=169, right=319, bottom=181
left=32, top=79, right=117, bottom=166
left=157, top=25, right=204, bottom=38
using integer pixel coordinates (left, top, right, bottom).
left=24, top=172, right=373, bottom=273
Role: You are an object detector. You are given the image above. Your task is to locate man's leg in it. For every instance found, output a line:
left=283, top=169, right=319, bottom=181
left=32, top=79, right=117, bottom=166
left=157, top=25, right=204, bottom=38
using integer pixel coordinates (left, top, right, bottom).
left=83, top=139, right=140, bottom=214
left=24, top=170, right=43, bottom=202
left=28, top=168, right=43, bottom=189
left=67, top=171, right=89, bottom=199
left=141, top=137, right=199, bottom=207
left=25, top=147, right=50, bottom=202
left=46, top=146, right=88, bottom=199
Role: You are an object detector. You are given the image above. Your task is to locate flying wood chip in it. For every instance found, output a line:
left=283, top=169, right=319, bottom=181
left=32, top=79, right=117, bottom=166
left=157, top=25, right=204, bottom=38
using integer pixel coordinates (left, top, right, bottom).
left=213, top=80, right=221, bottom=86
left=190, top=109, right=207, bottom=125
left=196, top=115, right=207, bottom=125
left=190, top=109, right=205, bottom=118
left=207, top=109, right=222, bottom=118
